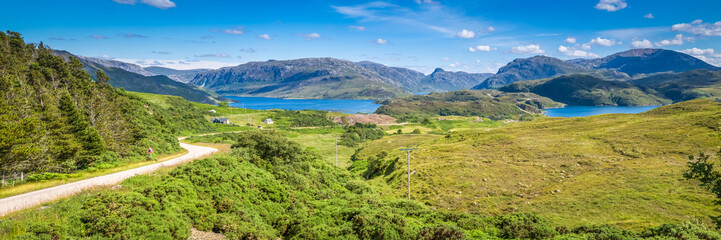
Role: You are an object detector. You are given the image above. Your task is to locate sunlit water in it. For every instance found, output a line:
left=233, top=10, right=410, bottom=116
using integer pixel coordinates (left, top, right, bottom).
left=544, top=106, right=659, bottom=117
left=226, top=96, right=381, bottom=114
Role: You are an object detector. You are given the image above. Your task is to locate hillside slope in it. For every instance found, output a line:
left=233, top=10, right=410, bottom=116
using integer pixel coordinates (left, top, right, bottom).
left=53, top=50, right=224, bottom=104
left=144, top=66, right=209, bottom=83
left=375, top=89, right=564, bottom=120
left=420, top=68, right=493, bottom=92
left=500, top=74, right=671, bottom=106
left=632, top=69, right=721, bottom=102
left=353, top=99, right=721, bottom=228
left=474, top=49, right=717, bottom=90
left=473, top=56, right=594, bottom=89
left=190, top=58, right=410, bottom=99
left=356, top=61, right=426, bottom=92
left=573, top=48, right=719, bottom=76
left=0, top=31, right=217, bottom=177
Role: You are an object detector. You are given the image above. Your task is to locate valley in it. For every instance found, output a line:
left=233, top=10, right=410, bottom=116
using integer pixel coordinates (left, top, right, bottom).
left=4, top=9, right=721, bottom=238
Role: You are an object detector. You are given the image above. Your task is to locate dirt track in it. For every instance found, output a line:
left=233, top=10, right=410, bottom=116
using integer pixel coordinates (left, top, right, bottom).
left=0, top=139, right=217, bottom=217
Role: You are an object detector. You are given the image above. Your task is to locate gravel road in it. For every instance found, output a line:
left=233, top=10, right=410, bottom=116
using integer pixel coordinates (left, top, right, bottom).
left=0, top=139, right=217, bottom=217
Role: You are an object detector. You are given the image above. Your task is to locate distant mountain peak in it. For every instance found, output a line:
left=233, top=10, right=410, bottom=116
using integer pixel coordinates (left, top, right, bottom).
left=432, top=68, right=445, bottom=73
left=613, top=48, right=663, bottom=57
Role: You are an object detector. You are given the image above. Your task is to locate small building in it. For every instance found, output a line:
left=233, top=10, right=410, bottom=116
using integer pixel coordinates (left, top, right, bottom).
left=209, top=109, right=216, bottom=113
left=211, top=118, right=230, bottom=124
left=263, top=118, right=274, bottom=124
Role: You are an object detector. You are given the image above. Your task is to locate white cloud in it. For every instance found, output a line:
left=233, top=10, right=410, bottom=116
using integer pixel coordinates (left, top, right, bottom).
left=644, top=13, right=654, bottom=19
left=414, top=0, right=437, bottom=4
left=449, top=62, right=461, bottom=68
left=680, top=48, right=721, bottom=67
left=598, top=27, right=668, bottom=39
left=332, top=2, right=489, bottom=37
left=564, top=37, right=576, bottom=44
left=595, top=0, right=627, bottom=12
left=672, top=20, right=721, bottom=36
left=140, top=0, right=175, bottom=9
left=117, top=58, right=240, bottom=70
left=375, top=38, right=388, bottom=45
left=455, top=29, right=475, bottom=39
left=681, top=47, right=715, bottom=56
left=257, top=34, right=271, bottom=40
left=558, top=45, right=599, bottom=58
left=96, top=54, right=114, bottom=60
left=112, top=0, right=135, bottom=4
left=441, top=57, right=451, bottom=61
left=587, top=37, right=619, bottom=47
left=468, top=45, right=496, bottom=52
left=195, top=53, right=231, bottom=58
left=304, top=33, right=321, bottom=40
left=631, top=39, right=653, bottom=48
left=222, top=26, right=245, bottom=35
left=113, top=0, right=176, bottom=9
left=487, top=26, right=496, bottom=32
left=655, top=34, right=692, bottom=46
left=349, top=25, right=366, bottom=31
left=511, top=44, right=545, bottom=54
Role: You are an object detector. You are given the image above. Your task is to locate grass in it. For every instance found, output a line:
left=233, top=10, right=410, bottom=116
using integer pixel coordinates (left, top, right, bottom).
left=284, top=131, right=357, bottom=168
left=352, top=99, right=721, bottom=230
left=0, top=149, right=188, bottom=199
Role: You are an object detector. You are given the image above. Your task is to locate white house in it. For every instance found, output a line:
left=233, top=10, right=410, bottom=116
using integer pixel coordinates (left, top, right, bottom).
left=263, top=118, right=274, bottom=124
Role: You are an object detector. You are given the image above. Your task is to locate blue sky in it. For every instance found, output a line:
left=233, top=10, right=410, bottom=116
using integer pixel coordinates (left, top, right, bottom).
left=3, top=0, right=721, bottom=73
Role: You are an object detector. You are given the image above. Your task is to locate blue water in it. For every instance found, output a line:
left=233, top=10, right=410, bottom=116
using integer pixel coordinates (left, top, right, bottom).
left=225, top=96, right=381, bottom=114
left=544, top=106, right=659, bottom=117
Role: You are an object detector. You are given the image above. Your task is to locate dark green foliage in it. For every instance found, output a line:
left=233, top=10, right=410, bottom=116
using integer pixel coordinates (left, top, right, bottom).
left=271, top=110, right=335, bottom=127
left=340, top=123, right=385, bottom=147
left=500, top=74, right=671, bottom=106
left=495, top=213, right=557, bottom=239
left=685, top=153, right=721, bottom=226
left=643, top=221, right=721, bottom=239
left=375, top=89, right=563, bottom=121
left=0, top=31, right=216, bottom=179
left=231, top=131, right=306, bottom=166
left=217, top=101, right=229, bottom=108
left=7, top=131, right=721, bottom=239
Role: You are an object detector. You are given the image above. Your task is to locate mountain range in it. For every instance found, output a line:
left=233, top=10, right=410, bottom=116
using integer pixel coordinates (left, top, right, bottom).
left=500, top=69, right=721, bottom=106
left=473, top=49, right=719, bottom=90
left=52, top=50, right=226, bottom=104
left=50, top=48, right=721, bottom=103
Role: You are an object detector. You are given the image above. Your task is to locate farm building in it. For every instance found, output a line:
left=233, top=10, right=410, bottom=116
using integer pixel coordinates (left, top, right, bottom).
left=211, top=118, right=230, bottom=124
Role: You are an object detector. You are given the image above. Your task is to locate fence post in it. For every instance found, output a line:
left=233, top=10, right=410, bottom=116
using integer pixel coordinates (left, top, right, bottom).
left=21, top=172, right=24, bottom=181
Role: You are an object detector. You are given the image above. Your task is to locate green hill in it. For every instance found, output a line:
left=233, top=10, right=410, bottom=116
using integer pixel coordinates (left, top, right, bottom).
left=500, top=74, right=671, bottom=106
left=632, top=69, right=721, bottom=102
left=375, top=90, right=564, bottom=121
left=352, top=99, right=721, bottom=229
left=53, top=50, right=225, bottom=104
left=0, top=31, right=220, bottom=178
left=5, top=130, right=721, bottom=239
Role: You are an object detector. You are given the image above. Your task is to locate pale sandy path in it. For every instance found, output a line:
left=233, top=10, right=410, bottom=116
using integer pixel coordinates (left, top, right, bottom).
left=0, top=138, right=217, bottom=217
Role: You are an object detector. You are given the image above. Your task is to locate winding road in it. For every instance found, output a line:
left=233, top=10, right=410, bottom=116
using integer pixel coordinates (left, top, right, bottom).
left=0, top=138, right=218, bottom=217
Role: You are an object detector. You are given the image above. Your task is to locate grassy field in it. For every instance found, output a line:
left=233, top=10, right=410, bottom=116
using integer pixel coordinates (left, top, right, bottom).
left=352, top=99, right=721, bottom=229
left=14, top=91, right=719, bottom=233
